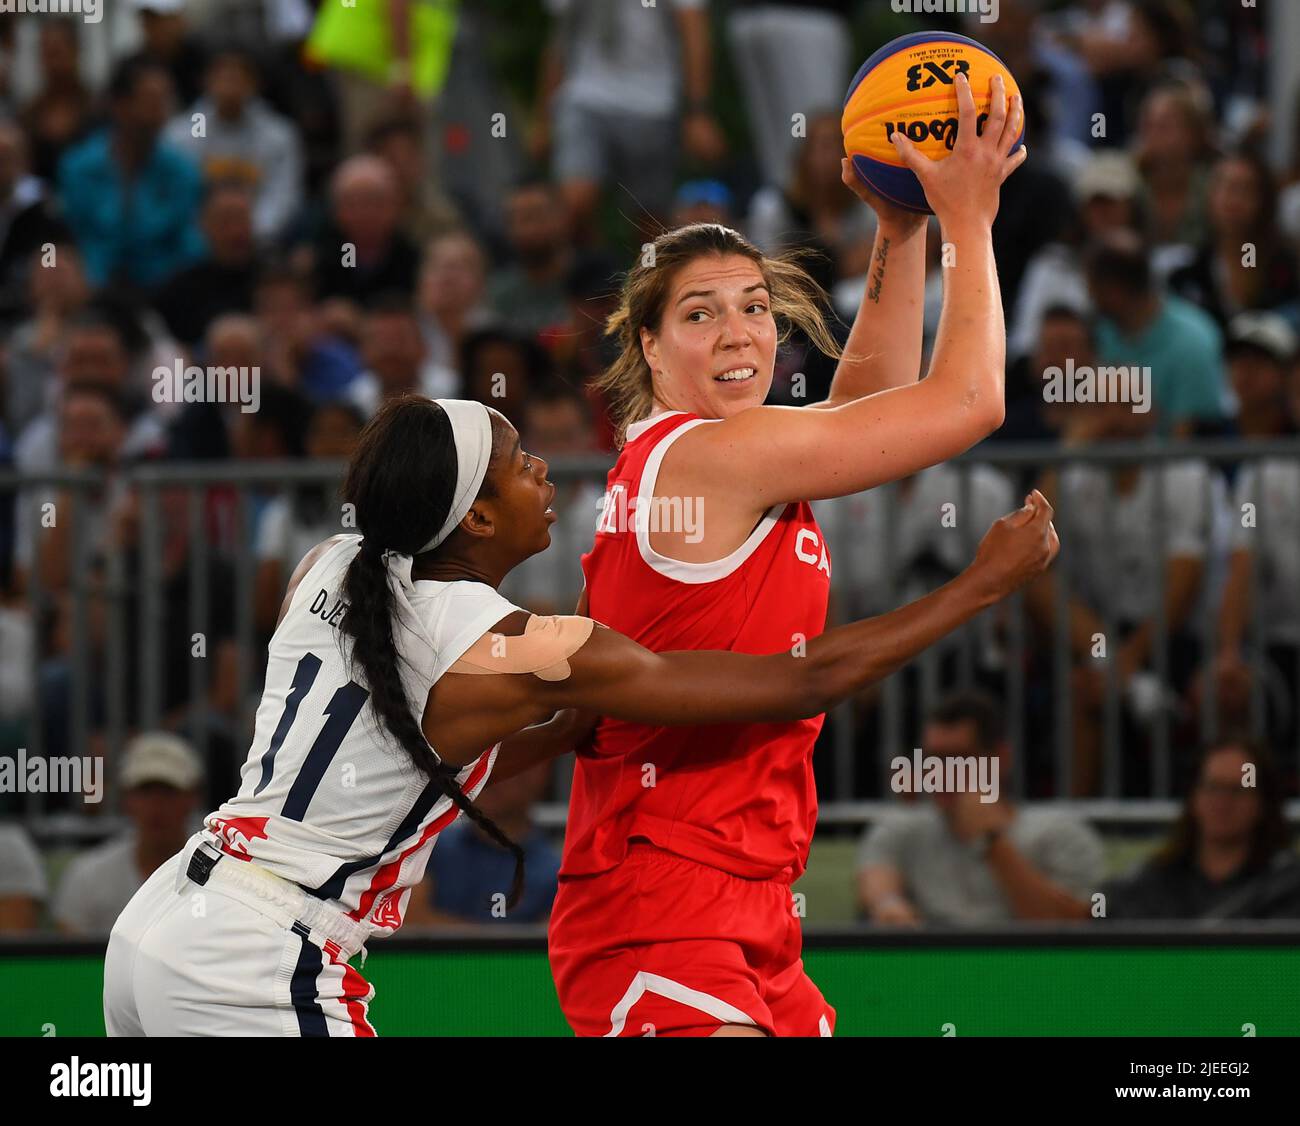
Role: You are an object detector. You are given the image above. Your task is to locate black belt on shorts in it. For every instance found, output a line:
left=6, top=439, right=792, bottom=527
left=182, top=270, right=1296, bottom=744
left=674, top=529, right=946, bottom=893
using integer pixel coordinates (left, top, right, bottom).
left=186, top=841, right=224, bottom=886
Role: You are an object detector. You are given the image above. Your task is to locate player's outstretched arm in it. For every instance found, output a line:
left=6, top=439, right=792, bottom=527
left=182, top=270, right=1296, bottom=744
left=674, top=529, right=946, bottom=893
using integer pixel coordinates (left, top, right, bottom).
left=550, top=492, right=1055, bottom=722
left=480, top=708, right=591, bottom=787
left=431, top=493, right=1057, bottom=768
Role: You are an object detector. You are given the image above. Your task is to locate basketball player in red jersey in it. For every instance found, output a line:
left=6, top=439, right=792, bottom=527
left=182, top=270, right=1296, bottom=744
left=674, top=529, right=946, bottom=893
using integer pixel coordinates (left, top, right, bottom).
left=549, top=74, right=1028, bottom=1036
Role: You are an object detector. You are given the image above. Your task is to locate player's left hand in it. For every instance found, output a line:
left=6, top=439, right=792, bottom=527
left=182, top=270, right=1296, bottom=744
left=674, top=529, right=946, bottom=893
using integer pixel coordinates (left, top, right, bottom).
left=970, top=489, right=1060, bottom=601
left=841, top=157, right=928, bottom=235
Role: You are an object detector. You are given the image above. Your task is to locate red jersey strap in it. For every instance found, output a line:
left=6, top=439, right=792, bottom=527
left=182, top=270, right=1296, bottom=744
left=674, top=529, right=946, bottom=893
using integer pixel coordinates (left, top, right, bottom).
left=623, top=410, right=696, bottom=446
left=617, top=411, right=788, bottom=587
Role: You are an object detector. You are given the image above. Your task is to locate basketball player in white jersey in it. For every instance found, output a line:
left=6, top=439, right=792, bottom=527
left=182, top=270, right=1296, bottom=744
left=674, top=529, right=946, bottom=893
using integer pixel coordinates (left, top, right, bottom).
left=104, top=395, right=1056, bottom=1036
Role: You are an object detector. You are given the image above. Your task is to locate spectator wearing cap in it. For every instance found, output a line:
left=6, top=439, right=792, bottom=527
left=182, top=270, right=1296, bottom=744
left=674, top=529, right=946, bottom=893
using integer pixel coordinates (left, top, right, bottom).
left=1077, top=152, right=1146, bottom=242
left=672, top=179, right=734, bottom=229
left=57, top=54, right=204, bottom=290
left=52, top=732, right=204, bottom=935
left=163, top=44, right=304, bottom=245
left=416, top=230, right=496, bottom=376
left=1085, top=229, right=1229, bottom=437
left=1101, top=740, right=1300, bottom=921
left=1168, top=150, right=1299, bottom=332
left=1223, top=312, right=1298, bottom=441
left=856, top=693, right=1103, bottom=926
left=1212, top=314, right=1300, bottom=748
left=0, top=823, right=48, bottom=933
left=1006, top=151, right=1141, bottom=363
left=310, top=154, right=420, bottom=308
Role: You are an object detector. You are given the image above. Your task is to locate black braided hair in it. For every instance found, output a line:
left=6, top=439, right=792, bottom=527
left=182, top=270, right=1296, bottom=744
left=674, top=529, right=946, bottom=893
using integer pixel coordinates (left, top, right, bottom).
left=340, top=395, right=525, bottom=909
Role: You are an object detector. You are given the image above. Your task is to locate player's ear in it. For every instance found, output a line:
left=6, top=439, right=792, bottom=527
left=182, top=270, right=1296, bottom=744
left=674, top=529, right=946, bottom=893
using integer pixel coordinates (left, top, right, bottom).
left=459, top=500, right=496, bottom=540
left=640, top=325, right=659, bottom=373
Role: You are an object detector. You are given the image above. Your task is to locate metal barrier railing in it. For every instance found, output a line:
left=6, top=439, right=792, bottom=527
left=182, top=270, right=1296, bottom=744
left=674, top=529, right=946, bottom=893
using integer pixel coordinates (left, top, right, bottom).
left=1, top=438, right=1298, bottom=829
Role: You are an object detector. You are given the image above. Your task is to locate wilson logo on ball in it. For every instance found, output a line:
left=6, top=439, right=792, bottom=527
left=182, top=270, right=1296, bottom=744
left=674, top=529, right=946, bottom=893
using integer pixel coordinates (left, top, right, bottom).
left=884, top=113, right=993, bottom=151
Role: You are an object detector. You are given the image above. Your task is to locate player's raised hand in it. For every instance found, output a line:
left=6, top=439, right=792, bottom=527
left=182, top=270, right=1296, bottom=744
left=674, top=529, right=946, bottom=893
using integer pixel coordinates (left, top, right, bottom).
left=890, top=71, right=1027, bottom=230
left=970, top=489, right=1059, bottom=600
left=840, top=157, right=928, bottom=235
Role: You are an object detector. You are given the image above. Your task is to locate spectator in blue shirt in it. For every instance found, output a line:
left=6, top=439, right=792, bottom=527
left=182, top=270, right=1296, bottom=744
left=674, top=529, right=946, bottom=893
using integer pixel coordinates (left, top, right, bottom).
left=406, top=765, right=562, bottom=926
left=1086, top=229, right=1230, bottom=438
left=57, top=54, right=204, bottom=291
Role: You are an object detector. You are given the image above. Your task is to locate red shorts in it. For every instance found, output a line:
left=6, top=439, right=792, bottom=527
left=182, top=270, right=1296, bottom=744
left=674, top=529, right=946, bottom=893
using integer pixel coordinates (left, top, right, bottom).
left=547, top=842, right=835, bottom=1037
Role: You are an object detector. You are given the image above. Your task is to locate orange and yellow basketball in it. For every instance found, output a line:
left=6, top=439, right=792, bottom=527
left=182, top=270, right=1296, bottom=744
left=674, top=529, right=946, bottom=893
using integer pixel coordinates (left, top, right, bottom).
left=842, top=31, right=1024, bottom=214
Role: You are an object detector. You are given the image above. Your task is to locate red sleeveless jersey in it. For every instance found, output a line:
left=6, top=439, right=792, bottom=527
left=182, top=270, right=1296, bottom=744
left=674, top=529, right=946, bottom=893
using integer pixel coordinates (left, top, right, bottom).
left=564, top=410, right=832, bottom=883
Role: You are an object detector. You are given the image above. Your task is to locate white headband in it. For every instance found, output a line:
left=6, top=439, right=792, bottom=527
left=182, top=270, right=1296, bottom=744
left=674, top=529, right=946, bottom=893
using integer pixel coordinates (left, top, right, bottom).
left=419, top=398, right=493, bottom=553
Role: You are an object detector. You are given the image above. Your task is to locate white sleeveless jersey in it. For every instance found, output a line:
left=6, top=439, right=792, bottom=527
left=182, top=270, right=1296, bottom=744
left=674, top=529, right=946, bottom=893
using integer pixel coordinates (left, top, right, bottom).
left=205, top=535, right=522, bottom=937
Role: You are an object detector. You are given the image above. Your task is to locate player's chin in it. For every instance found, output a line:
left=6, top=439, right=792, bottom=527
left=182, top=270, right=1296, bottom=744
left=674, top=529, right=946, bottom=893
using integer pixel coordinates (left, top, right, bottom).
left=709, top=377, right=769, bottom=415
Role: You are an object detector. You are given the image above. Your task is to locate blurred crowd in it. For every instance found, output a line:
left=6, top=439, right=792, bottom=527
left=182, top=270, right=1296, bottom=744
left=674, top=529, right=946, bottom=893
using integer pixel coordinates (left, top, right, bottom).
left=5, top=692, right=1298, bottom=937
left=0, top=0, right=1298, bottom=934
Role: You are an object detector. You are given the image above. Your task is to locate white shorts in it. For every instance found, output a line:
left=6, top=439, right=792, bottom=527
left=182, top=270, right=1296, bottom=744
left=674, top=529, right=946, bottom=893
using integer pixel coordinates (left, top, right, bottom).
left=104, top=833, right=377, bottom=1037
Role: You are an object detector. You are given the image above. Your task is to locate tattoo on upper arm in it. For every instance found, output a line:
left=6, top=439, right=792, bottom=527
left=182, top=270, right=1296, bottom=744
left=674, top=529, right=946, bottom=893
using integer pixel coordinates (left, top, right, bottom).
left=867, top=237, right=891, bottom=304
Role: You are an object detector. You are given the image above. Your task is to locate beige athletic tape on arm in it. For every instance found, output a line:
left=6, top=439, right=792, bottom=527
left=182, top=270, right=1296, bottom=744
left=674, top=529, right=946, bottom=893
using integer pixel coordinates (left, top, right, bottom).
left=447, top=615, right=598, bottom=681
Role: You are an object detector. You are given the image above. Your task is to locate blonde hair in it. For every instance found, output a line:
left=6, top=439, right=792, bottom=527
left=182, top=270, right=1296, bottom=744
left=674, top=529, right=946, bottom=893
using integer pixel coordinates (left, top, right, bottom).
left=1137, top=77, right=1217, bottom=166
left=594, top=223, right=843, bottom=445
